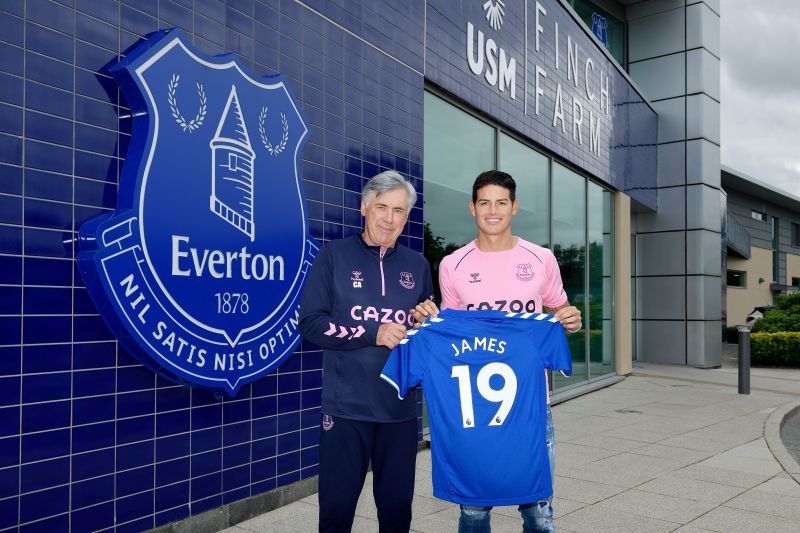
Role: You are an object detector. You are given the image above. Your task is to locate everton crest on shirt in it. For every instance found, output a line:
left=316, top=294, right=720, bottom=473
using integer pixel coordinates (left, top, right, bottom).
left=77, top=29, right=318, bottom=396
left=381, top=309, right=571, bottom=506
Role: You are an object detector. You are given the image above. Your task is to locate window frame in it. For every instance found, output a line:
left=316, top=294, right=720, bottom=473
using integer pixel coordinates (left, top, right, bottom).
left=727, top=270, right=746, bottom=288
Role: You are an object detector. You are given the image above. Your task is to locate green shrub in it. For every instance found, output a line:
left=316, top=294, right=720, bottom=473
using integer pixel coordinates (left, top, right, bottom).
left=751, top=293, right=800, bottom=333
left=751, top=332, right=800, bottom=367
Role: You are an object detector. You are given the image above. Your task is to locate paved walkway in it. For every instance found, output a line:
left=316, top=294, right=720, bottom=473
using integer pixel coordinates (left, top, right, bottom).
left=221, top=353, right=800, bottom=532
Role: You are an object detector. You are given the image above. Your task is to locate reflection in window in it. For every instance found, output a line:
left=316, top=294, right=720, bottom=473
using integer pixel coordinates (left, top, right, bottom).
left=423, top=92, right=495, bottom=302
left=589, top=183, right=614, bottom=377
left=552, top=163, right=587, bottom=387
left=499, top=133, right=549, bottom=247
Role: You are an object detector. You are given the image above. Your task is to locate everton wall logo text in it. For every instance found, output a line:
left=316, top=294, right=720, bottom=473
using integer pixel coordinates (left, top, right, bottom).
left=78, top=29, right=318, bottom=396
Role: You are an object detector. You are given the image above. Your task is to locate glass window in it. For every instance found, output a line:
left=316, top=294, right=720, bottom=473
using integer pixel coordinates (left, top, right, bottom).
left=727, top=270, right=746, bottom=288
left=423, top=92, right=496, bottom=302
left=552, top=163, right=587, bottom=388
left=498, top=133, right=549, bottom=246
left=588, top=183, right=614, bottom=378
left=792, top=222, right=799, bottom=247
left=572, top=0, right=626, bottom=66
left=751, top=210, right=766, bottom=222
left=792, top=277, right=800, bottom=288
left=772, top=217, right=779, bottom=282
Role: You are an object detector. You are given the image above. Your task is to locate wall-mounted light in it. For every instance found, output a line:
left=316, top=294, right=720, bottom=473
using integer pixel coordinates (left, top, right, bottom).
left=758, top=277, right=765, bottom=284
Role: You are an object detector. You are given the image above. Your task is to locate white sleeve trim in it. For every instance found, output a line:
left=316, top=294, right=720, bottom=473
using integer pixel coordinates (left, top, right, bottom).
left=380, top=373, right=405, bottom=400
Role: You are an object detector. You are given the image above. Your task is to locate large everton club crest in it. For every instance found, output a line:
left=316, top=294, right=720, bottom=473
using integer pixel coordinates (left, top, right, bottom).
left=78, top=29, right=318, bottom=396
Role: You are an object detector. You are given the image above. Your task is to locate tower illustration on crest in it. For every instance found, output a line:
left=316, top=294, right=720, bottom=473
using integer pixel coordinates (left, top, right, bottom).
left=210, top=85, right=256, bottom=240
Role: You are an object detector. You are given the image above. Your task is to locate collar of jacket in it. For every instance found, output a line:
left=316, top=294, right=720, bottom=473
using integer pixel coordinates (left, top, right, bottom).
left=357, top=233, right=398, bottom=259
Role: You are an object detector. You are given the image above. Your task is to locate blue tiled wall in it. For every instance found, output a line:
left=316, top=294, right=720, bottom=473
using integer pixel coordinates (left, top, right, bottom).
left=0, top=0, right=424, bottom=530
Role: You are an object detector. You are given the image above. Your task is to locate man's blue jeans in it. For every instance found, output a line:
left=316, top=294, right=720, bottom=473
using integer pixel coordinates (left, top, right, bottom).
left=458, top=405, right=555, bottom=533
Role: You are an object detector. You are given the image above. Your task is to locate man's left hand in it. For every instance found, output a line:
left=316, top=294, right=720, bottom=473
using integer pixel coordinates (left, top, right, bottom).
left=410, top=299, right=439, bottom=327
left=555, top=305, right=582, bottom=333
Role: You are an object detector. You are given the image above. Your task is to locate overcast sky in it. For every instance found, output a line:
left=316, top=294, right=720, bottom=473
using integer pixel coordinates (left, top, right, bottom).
left=721, top=0, right=800, bottom=196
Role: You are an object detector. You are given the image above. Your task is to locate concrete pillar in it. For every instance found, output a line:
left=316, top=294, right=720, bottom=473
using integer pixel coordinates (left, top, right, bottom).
left=615, top=193, right=632, bottom=375
left=627, top=0, right=721, bottom=367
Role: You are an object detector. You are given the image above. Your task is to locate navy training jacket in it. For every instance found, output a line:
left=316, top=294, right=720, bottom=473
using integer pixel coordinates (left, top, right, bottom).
left=298, top=234, right=433, bottom=422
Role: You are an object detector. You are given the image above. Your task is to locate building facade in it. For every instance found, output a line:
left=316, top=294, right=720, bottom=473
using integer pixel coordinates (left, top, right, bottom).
left=722, top=166, right=800, bottom=327
left=0, top=0, right=722, bottom=530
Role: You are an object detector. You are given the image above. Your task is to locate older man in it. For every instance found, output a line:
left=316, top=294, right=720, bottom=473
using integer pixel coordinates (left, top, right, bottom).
left=299, top=170, right=437, bottom=533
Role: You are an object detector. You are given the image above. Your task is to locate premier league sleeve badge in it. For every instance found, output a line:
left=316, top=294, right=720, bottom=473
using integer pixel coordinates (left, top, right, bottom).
left=77, top=29, right=319, bottom=396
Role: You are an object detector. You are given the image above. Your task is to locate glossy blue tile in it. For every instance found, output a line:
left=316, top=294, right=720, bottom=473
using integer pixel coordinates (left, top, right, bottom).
left=24, top=198, right=73, bottom=231
left=277, top=391, right=300, bottom=413
left=117, top=440, right=154, bottom=470
left=0, top=493, right=17, bottom=528
left=21, top=456, right=69, bottom=493
left=190, top=472, right=220, bottom=501
left=116, top=490, right=154, bottom=525
left=156, top=409, right=189, bottom=437
left=0, top=376, right=20, bottom=409
left=26, top=52, right=73, bottom=93
left=0, top=42, right=23, bottom=77
left=72, top=395, right=115, bottom=426
left=0, top=288, right=20, bottom=321
left=155, top=479, right=189, bottom=511
left=276, top=450, right=300, bottom=476
left=116, top=464, right=154, bottom=497
left=25, top=22, right=72, bottom=65
left=117, top=364, right=155, bottom=392
left=191, top=404, right=221, bottom=431
left=76, top=0, right=120, bottom=25
left=22, top=400, right=70, bottom=433
left=120, top=3, right=157, bottom=36
left=0, top=136, right=21, bottom=170
left=251, top=435, right=275, bottom=460
left=0, top=465, right=18, bottom=499
left=277, top=431, right=300, bottom=455
left=25, top=110, right=73, bottom=147
left=117, top=415, right=154, bottom=445
left=75, top=95, right=118, bottom=130
left=73, top=341, right=116, bottom=370
left=118, top=390, right=155, bottom=419
left=72, top=368, right=115, bottom=398
left=75, top=149, right=119, bottom=182
left=155, top=433, right=189, bottom=463
left=72, top=447, right=114, bottom=480
left=0, top=103, right=21, bottom=136
left=75, top=40, right=117, bottom=74
left=23, top=168, right=71, bottom=203
left=76, top=12, right=118, bottom=53
left=23, top=227, right=73, bottom=258
left=23, top=256, right=72, bottom=286
left=25, top=140, right=71, bottom=176
left=72, top=421, right=114, bottom=453
left=21, top=428, right=69, bottom=463
left=191, top=449, right=221, bottom=477
left=156, top=456, right=189, bottom=487
left=22, top=316, right=71, bottom=345
left=0, top=224, right=20, bottom=256
left=22, top=372, right=70, bottom=404
left=71, top=501, right=114, bottom=531
left=0, top=346, right=20, bottom=377
left=72, top=474, right=113, bottom=510
left=0, top=11, right=22, bottom=47
left=27, top=0, right=75, bottom=35
left=222, top=442, right=248, bottom=467
left=191, top=493, right=221, bottom=515
left=72, top=315, right=114, bottom=342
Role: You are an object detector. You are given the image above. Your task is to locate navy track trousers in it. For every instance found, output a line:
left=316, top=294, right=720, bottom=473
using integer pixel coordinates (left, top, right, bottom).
left=318, top=415, right=418, bottom=533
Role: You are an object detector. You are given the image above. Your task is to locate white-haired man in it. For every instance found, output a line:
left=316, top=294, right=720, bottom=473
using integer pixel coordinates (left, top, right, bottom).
left=299, top=170, right=438, bottom=533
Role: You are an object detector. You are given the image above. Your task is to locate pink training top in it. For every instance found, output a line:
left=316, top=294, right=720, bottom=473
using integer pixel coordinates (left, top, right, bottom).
left=439, top=237, right=569, bottom=402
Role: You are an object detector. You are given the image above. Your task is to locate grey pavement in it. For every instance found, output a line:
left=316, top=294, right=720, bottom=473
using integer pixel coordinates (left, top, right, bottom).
left=221, top=346, right=800, bottom=532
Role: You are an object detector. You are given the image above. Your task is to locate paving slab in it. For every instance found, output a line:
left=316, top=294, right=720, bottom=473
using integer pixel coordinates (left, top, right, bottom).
left=218, top=365, right=800, bottom=533
left=687, top=505, right=800, bottom=533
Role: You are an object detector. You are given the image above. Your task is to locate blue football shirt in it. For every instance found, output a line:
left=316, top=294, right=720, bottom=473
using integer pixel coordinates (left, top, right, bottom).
left=380, top=309, right=572, bottom=506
